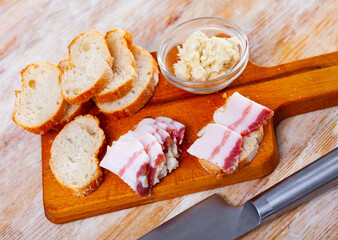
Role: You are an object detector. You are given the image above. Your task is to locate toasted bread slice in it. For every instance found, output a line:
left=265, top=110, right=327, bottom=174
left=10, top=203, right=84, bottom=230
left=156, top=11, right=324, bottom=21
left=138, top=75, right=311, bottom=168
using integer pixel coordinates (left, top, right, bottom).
left=50, top=114, right=106, bottom=197
left=95, top=45, right=159, bottom=119
left=13, top=62, right=67, bottom=134
left=94, top=29, right=137, bottom=102
left=60, top=31, right=113, bottom=104
left=198, top=125, right=263, bottom=175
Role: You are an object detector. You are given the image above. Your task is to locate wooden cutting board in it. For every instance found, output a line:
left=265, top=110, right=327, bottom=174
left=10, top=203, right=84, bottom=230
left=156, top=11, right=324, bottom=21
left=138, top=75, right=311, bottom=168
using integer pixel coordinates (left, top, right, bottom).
left=41, top=51, right=338, bottom=224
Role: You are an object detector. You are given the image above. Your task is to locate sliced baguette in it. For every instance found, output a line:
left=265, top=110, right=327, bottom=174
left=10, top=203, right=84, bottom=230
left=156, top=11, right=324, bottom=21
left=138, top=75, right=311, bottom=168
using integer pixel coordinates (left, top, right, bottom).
left=238, top=125, right=263, bottom=168
left=53, top=59, right=94, bottom=131
left=95, top=45, right=159, bottom=119
left=198, top=125, right=263, bottom=175
left=94, top=29, right=137, bottom=102
left=13, top=62, right=67, bottom=134
left=60, top=58, right=113, bottom=104
left=52, top=100, right=93, bottom=131
left=68, top=30, right=113, bottom=68
left=60, top=31, right=113, bottom=104
left=50, top=114, right=106, bottom=197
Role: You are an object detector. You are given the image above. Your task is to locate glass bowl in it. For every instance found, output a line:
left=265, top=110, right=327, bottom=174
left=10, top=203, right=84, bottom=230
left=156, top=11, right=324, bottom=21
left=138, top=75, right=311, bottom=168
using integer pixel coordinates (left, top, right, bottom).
left=157, top=17, right=249, bottom=94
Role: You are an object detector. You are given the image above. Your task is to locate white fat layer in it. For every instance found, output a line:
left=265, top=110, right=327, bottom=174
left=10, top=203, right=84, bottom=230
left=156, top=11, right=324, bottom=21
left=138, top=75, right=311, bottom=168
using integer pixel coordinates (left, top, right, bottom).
left=138, top=120, right=171, bottom=144
left=134, top=124, right=163, bottom=145
left=137, top=121, right=178, bottom=178
left=136, top=119, right=182, bottom=177
left=158, top=164, right=168, bottom=179
left=171, top=143, right=179, bottom=158
left=156, top=116, right=185, bottom=132
left=188, top=123, right=241, bottom=169
left=140, top=118, right=169, bottom=132
left=139, top=175, right=148, bottom=188
left=119, top=130, right=165, bottom=185
left=100, top=138, right=149, bottom=191
left=155, top=116, right=185, bottom=145
left=213, top=92, right=272, bottom=135
left=165, top=144, right=179, bottom=172
left=166, top=156, right=179, bottom=173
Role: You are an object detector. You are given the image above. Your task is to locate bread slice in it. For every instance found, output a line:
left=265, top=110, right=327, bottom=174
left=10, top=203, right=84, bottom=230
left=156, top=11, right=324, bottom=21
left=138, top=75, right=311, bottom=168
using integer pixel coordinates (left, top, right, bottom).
left=95, top=45, right=159, bottom=119
left=198, top=125, right=263, bottom=175
left=60, top=58, right=113, bottom=104
left=13, top=62, right=67, bottom=134
left=52, top=100, right=93, bottom=131
left=93, top=29, right=137, bottom=102
left=68, top=30, right=113, bottom=68
left=50, top=114, right=106, bottom=197
left=53, top=59, right=94, bottom=131
left=60, top=31, right=114, bottom=105
left=238, top=125, right=263, bottom=168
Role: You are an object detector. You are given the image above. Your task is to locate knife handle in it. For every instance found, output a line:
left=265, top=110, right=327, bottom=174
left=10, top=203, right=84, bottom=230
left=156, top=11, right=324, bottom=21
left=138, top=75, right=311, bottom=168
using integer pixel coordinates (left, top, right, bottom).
left=250, top=147, right=338, bottom=223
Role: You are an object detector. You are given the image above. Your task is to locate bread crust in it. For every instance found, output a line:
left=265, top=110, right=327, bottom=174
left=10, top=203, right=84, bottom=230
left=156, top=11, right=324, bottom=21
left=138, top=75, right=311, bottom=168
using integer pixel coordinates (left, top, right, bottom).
left=49, top=114, right=106, bottom=197
left=52, top=100, right=93, bottom=131
left=93, top=76, right=134, bottom=102
left=58, top=136, right=106, bottom=197
left=68, top=30, right=113, bottom=68
left=13, top=62, right=68, bottom=135
left=60, top=31, right=114, bottom=105
left=93, top=29, right=137, bottom=102
left=96, top=45, right=159, bottom=119
left=60, top=63, right=113, bottom=105
left=58, top=59, right=71, bottom=72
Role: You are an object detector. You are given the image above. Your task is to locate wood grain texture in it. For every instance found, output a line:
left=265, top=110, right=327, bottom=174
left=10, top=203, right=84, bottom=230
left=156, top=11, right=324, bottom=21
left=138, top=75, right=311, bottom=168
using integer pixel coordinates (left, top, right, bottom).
left=41, top=53, right=338, bottom=223
left=0, top=0, right=337, bottom=239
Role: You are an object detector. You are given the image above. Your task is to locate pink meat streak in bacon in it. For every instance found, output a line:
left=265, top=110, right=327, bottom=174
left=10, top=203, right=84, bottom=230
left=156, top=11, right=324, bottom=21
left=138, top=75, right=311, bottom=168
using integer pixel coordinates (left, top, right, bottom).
left=118, top=150, right=143, bottom=177
left=99, top=138, right=150, bottom=196
left=223, top=138, right=242, bottom=172
left=101, top=117, right=185, bottom=196
left=136, top=121, right=171, bottom=153
left=213, top=92, right=273, bottom=136
left=119, top=130, right=166, bottom=187
left=136, top=163, right=151, bottom=197
left=209, top=131, right=231, bottom=161
left=156, top=117, right=186, bottom=145
left=188, top=124, right=242, bottom=173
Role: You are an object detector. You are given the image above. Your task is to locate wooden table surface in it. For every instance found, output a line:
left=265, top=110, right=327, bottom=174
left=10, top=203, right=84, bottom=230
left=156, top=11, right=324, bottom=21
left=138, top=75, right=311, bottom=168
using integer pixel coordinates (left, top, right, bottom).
left=0, top=0, right=337, bottom=239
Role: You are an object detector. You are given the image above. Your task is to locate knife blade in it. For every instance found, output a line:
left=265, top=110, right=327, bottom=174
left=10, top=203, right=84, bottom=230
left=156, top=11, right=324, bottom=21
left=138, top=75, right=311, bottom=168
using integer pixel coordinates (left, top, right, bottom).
left=140, top=147, right=338, bottom=240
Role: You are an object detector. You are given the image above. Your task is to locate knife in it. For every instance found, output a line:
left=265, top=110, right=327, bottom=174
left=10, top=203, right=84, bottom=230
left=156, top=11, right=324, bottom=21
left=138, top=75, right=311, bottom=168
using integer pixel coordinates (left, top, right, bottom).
left=140, top=147, right=338, bottom=240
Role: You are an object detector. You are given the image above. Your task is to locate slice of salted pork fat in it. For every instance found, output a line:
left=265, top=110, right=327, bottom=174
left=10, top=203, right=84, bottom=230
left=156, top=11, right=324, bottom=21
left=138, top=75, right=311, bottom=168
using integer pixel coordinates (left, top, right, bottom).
left=213, top=92, right=273, bottom=136
left=133, top=123, right=170, bottom=176
left=156, top=116, right=185, bottom=145
left=187, top=123, right=242, bottom=174
left=119, top=131, right=166, bottom=187
left=137, top=119, right=179, bottom=174
left=137, top=118, right=172, bottom=149
left=99, top=138, right=151, bottom=197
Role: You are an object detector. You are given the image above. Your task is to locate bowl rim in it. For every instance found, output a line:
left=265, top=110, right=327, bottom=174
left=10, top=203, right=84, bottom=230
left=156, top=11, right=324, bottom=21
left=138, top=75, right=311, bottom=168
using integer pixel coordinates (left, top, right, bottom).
left=157, top=17, right=249, bottom=87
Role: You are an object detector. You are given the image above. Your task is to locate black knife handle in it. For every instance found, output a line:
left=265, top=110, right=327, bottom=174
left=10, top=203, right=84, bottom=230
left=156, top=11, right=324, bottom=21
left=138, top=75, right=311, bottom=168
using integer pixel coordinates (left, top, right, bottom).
left=250, top=147, right=338, bottom=223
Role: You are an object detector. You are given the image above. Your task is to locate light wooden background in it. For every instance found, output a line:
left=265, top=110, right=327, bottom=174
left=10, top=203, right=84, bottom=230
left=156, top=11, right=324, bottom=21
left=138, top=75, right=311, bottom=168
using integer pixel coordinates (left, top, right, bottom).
left=0, top=0, right=337, bottom=239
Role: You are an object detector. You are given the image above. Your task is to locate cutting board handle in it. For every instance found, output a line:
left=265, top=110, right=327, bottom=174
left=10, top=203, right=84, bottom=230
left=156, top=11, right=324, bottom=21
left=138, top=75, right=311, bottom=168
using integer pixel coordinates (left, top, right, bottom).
left=228, top=52, right=338, bottom=128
